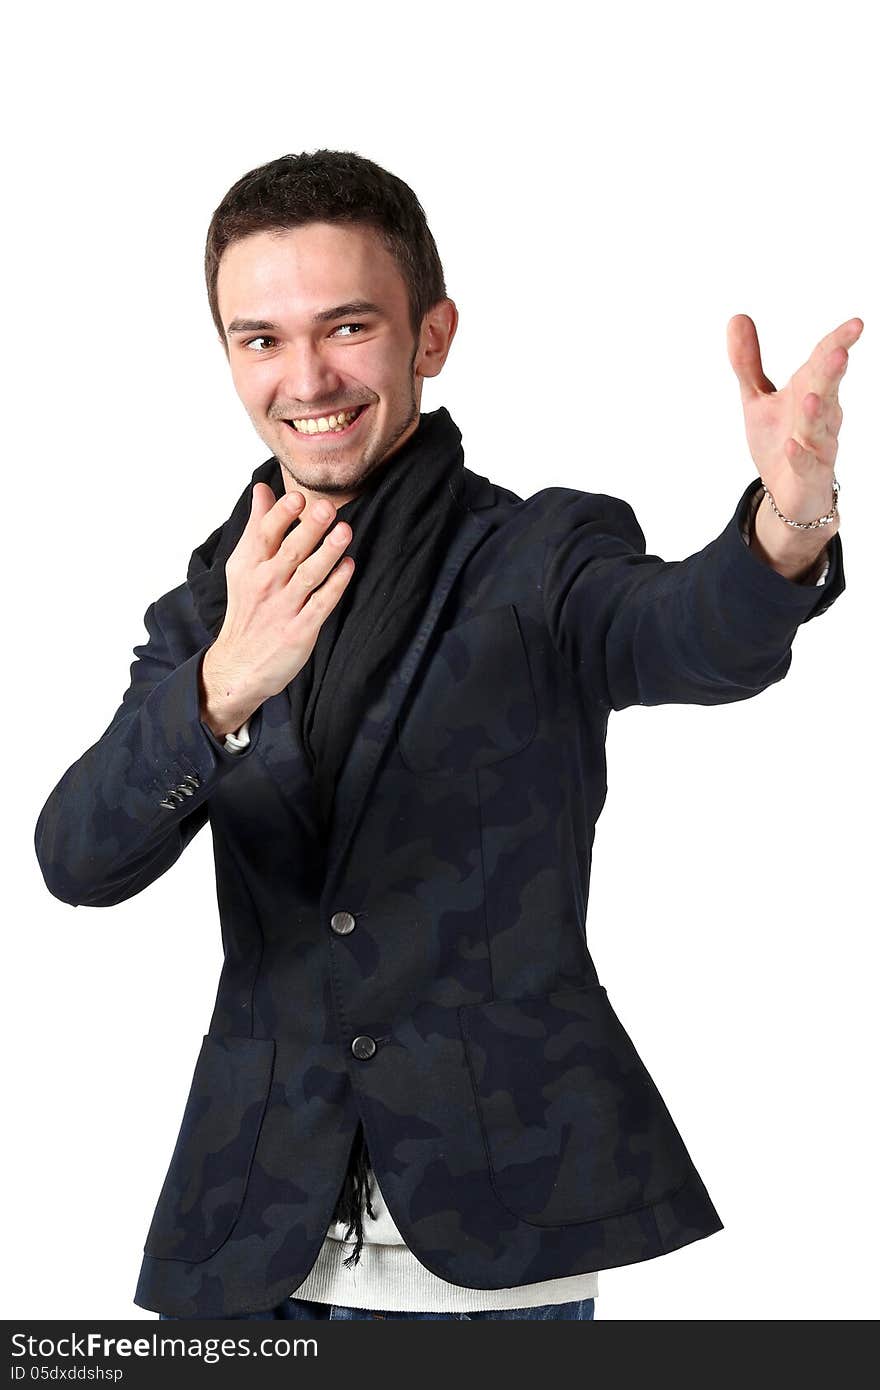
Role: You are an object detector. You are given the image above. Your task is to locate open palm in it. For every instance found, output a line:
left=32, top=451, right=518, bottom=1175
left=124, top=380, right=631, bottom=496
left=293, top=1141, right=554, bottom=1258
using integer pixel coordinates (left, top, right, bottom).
left=726, top=314, right=862, bottom=531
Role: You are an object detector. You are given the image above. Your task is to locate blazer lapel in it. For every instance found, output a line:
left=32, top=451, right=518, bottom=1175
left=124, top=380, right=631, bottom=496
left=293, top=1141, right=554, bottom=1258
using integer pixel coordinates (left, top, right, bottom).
left=321, top=505, right=491, bottom=903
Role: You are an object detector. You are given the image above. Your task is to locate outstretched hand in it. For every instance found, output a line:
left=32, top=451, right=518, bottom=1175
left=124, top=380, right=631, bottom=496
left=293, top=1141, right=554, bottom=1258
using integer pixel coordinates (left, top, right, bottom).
left=726, top=314, right=863, bottom=537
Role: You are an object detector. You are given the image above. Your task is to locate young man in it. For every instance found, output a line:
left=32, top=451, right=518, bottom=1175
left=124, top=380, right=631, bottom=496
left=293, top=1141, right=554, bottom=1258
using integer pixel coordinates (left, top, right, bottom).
left=34, top=149, right=856, bottom=1321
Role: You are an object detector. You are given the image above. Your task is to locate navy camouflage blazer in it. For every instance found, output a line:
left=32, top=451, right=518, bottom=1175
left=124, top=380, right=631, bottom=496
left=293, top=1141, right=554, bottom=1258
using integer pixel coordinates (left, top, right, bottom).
left=34, top=465, right=844, bottom=1318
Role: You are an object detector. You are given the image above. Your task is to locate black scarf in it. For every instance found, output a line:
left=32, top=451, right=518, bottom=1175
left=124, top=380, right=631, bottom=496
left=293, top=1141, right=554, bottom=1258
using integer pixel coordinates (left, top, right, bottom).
left=188, top=405, right=469, bottom=829
left=188, top=405, right=472, bottom=1263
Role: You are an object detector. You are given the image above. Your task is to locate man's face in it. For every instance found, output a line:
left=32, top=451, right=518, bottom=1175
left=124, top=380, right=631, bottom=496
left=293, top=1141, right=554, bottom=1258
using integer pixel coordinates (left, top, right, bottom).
left=216, top=222, right=456, bottom=505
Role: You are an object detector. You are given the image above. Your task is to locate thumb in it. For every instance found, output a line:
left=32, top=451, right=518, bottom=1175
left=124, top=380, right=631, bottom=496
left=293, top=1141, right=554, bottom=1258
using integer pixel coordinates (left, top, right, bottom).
left=726, top=313, right=776, bottom=399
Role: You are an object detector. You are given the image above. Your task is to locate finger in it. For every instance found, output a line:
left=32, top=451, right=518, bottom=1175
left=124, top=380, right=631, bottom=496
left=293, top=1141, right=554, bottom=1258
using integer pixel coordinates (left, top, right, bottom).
left=727, top=314, right=777, bottom=400
left=782, top=437, right=840, bottom=513
left=811, top=316, right=864, bottom=359
left=271, top=496, right=347, bottom=577
left=293, top=551, right=356, bottom=628
left=252, top=487, right=338, bottom=566
left=794, top=391, right=826, bottom=448
left=242, top=482, right=303, bottom=556
left=802, top=320, right=860, bottom=395
left=281, top=516, right=352, bottom=597
left=791, top=392, right=839, bottom=468
left=815, top=344, right=850, bottom=405
left=247, top=481, right=285, bottom=525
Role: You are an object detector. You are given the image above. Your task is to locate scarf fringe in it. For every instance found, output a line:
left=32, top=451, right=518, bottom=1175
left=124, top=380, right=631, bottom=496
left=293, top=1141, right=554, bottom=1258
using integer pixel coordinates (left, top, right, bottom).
left=332, top=1120, right=378, bottom=1267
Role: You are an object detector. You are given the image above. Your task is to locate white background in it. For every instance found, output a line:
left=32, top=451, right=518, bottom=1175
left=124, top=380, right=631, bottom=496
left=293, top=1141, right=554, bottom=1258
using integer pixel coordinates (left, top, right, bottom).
left=6, top=0, right=876, bottom=1321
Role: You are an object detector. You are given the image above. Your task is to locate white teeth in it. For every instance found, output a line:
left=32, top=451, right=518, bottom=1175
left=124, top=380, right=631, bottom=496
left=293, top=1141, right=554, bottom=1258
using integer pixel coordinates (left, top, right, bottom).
left=290, top=407, right=361, bottom=435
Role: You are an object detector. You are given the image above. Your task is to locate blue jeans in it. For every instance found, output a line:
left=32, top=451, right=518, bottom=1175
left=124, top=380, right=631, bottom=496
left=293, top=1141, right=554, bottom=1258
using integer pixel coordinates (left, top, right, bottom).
left=160, top=1295, right=595, bottom=1321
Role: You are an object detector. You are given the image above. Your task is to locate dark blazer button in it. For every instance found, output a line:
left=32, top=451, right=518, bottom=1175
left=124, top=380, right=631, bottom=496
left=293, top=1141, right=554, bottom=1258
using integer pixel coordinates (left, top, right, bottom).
left=351, top=1035, right=376, bottom=1060
left=159, top=798, right=177, bottom=810
left=330, top=911, right=356, bottom=935
left=175, top=783, right=195, bottom=797
left=182, top=773, right=201, bottom=787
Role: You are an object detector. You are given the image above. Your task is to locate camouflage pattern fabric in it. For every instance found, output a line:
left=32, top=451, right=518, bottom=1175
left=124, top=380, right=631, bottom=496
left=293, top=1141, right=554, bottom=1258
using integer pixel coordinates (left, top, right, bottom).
left=34, top=464, right=844, bottom=1316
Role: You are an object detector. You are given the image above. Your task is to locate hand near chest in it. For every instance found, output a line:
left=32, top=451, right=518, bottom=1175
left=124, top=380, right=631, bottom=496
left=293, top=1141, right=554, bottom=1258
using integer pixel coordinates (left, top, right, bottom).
left=200, top=485, right=355, bottom=737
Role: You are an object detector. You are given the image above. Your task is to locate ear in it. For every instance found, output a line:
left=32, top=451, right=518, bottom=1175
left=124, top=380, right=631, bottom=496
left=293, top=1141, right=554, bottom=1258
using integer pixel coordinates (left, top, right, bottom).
left=419, top=298, right=459, bottom=379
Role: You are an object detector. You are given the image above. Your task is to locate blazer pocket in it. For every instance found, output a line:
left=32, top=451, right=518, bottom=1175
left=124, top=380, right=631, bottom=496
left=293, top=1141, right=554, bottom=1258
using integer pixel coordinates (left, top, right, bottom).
left=143, top=1034, right=276, bottom=1263
left=396, top=603, right=537, bottom=777
left=459, top=985, right=690, bottom=1226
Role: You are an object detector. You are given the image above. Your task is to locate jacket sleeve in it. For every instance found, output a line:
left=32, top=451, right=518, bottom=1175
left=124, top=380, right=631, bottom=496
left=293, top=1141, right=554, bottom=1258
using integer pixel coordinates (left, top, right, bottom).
left=34, top=597, right=264, bottom=908
left=739, top=483, right=830, bottom=586
left=541, top=474, right=845, bottom=713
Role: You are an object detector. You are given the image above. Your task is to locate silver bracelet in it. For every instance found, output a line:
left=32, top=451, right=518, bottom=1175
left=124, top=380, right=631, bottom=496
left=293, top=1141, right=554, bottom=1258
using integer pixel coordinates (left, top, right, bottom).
left=761, top=475, right=840, bottom=531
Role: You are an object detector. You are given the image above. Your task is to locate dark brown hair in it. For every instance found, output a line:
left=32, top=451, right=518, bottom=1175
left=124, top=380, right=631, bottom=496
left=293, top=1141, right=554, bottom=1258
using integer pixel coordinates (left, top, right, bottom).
left=205, top=149, right=448, bottom=351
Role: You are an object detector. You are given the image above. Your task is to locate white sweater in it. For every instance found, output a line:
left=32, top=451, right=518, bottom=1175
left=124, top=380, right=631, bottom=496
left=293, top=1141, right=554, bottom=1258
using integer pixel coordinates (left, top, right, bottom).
left=211, top=493, right=829, bottom=1310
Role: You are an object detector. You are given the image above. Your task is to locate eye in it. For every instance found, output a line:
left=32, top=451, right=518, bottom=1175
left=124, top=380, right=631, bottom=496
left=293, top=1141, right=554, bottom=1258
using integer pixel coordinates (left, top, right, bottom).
left=242, top=323, right=366, bottom=352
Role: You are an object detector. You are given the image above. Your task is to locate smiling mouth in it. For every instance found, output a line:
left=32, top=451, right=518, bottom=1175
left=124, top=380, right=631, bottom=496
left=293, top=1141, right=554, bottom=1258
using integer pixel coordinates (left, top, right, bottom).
left=283, top=404, right=370, bottom=438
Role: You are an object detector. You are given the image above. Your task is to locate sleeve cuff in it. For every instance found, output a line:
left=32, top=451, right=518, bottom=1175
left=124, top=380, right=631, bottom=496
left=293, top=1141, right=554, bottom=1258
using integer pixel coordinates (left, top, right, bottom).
left=222, top=718, right=252, bottom=754
left=180, top=645, right=263, bottom=771
left=730, top=477, right=843, bottom=623
left=739, top=482, right=830, bottom=586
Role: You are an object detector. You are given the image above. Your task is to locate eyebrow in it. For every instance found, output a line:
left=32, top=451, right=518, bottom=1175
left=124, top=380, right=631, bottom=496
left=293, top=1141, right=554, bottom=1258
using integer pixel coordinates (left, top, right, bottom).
left=225, top=301, right=385, bottom=336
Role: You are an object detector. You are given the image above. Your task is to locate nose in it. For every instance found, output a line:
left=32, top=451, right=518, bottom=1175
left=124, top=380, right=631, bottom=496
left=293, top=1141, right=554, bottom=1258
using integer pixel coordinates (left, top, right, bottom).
left=275, top=340, right=344, bottom=412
